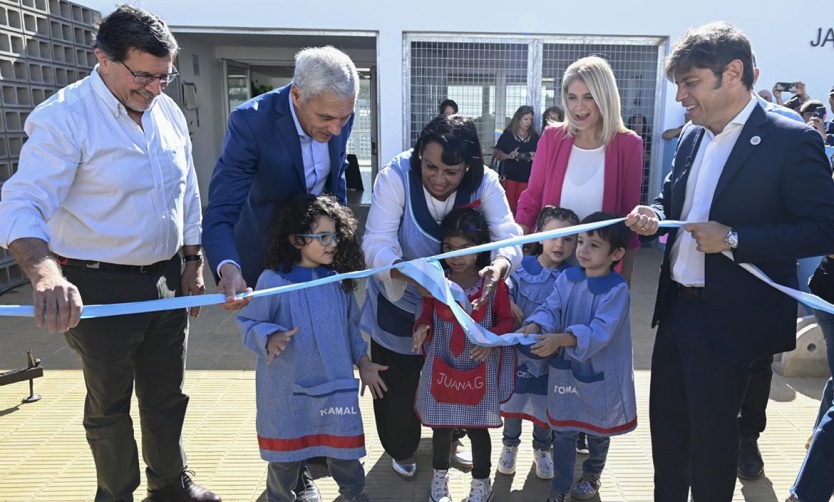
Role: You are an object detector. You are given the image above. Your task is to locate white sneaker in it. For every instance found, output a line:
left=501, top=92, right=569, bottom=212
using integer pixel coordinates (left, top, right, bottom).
left=451, top=438, right=473, bottom=467
left=465, top=477, right=494, bottom=502
left=429, top=469, right=451, bottom=502
left=496, top=445, right=518, bottom=475
left=533, top=448, right=555, bottom=479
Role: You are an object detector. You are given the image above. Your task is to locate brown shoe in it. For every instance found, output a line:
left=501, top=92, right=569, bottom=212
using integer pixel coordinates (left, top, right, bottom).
left=147, top=469, right=221, bottom=502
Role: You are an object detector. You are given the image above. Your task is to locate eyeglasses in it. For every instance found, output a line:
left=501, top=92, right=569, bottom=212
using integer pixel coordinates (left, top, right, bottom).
left=120, top=61, right=179, bottom=86
left=295, top=232, right=341, bottom=247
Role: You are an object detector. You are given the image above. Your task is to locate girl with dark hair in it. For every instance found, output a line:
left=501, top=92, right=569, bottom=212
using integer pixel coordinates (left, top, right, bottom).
left=361, top=113, right=522, bottom=480
left=411, top=206, right=516, bottom=502
left=237, top=194, right=387, bottom=502
left=493, top=105, right=539, bottom=214
left=498, top=206, right=579, bottom=480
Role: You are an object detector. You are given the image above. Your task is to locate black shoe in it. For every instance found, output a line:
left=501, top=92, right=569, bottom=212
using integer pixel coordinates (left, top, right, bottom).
left=146, top=469, right=221, bottom=501
left=737, top=438, right=764, bottom=480
left=576, top=432, right=589, bottom=455
left=294, top=465, right=322, bottom=502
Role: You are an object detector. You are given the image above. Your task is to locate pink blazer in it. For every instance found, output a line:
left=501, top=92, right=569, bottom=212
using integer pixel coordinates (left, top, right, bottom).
left=515, top=126, right=644, bottom=247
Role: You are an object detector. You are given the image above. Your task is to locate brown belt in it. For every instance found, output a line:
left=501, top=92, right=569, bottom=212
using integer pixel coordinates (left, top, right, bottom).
left=675, top=282, right=705, bottom=301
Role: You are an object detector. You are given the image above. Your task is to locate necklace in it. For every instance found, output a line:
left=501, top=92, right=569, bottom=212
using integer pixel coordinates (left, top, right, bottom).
left=423, top=192, right=449, bottom=224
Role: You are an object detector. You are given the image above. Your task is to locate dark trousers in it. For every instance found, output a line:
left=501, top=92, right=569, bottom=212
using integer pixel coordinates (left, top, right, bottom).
left=370, top=340, right=424, bottom=461
left=62, top=257, right=189, bottom=502
left=650, top=293, right=751, bottom=502
left=432, top=428, right=491, bottom=479
left=738, top=355, right=774, bottom=440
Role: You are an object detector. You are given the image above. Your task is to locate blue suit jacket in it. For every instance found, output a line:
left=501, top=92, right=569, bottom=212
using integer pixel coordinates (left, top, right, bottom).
left=202, top=84, right=354, bottom=286
left=650, top=104, right=834, bottom=361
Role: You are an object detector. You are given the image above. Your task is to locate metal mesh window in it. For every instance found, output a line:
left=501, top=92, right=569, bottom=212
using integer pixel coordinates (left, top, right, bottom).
left=409, top=41, right=529, bottom=160
left=406, top=35, right=664, bottom=204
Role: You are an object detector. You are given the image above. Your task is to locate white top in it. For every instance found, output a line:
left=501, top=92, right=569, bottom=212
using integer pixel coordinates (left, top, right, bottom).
left=363, top=160, right=523, bottom=301
left=0, top=67, right=202, bottom=265
left=559, top=144, right=606, bottom=219
left=287, top=87, right=331, bottom=195
left=670, top=97, right=758, bottom=286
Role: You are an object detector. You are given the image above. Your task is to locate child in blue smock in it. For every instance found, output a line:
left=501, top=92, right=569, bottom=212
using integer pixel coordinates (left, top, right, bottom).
left=518, top=211, right=637, bottom=502
left=411, top=206, right=516, bottom=502
left=498, top=206, right=579, bottom=480
left=237, top=194, right=388, bottom=502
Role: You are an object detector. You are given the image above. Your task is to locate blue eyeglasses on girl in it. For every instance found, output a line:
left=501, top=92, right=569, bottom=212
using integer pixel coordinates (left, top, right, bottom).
left=295, top=232, right=341, bottom=246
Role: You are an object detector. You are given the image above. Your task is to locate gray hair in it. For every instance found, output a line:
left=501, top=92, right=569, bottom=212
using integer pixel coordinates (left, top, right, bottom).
left=293, top=46, right=359, bottom=103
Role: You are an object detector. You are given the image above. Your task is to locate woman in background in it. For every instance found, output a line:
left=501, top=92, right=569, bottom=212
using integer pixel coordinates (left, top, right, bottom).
left=493, top=105, right=539, bottom=214
left=542, top=105, right=565, bottom=130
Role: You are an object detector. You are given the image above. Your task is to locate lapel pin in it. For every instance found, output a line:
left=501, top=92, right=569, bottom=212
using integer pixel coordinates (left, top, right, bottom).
left=750, top=136, right=761, bottom=145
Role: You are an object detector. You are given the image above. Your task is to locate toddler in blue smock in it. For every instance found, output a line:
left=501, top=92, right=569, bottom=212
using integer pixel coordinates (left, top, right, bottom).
left=237, top=194, right=388, bottom=502
left=497, top=206, right=579, bottom=480
left=518, top=212, right=637, bottom=502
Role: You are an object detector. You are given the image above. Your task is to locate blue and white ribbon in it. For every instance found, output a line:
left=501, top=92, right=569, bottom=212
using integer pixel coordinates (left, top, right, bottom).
left=2, top=218, right=832, bottom=348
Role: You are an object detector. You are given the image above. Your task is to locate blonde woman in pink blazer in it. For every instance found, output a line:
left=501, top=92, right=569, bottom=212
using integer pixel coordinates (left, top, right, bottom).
left=516, top=56, right=643, bottom=283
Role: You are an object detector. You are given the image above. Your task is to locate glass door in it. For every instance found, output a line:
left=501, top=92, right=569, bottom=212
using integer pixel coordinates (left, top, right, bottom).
left=221, top=59, right=251, bottom=119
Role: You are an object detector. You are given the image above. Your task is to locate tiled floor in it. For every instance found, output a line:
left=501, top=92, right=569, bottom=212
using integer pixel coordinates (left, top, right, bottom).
left=0, top=248, right=826, bottom=501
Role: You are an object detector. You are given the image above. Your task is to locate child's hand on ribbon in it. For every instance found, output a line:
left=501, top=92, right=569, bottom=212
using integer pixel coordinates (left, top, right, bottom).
left=531, top=332, right=576, bottom=357
left=266, top=327, right=298, bottom=365
left=530, top=333, right=564, bottom=357
left=517, top=322, right=541, bottom=337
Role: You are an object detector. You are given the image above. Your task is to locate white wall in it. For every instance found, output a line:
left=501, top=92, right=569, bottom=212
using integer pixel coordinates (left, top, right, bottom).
left=83, top=0, right=834, bottom=180
left=172, top=34, right=225, bottom=202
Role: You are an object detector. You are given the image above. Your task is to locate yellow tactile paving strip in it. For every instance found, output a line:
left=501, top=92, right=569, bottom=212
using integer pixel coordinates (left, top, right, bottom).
left=0, top=249, right=826, bottom=501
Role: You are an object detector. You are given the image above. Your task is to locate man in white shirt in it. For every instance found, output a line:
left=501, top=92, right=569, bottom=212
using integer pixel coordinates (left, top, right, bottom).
left=627, top=22, right=834, bottom=501
left=0, top=6, right=219, bottom=502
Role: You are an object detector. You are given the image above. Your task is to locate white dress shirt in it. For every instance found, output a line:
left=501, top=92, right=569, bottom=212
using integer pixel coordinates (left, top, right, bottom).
left=0, top=67, right=202, bottom=265
left=363, top=161, right=523, bottom=301
left=670, top=97, right=758, bottom=286
left=287, top=88, right=331, bottom=195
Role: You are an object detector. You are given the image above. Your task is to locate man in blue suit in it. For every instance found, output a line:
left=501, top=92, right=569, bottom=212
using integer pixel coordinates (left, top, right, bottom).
left=202, top=46, right=358, bottom=501
left=627, top=22, right=834, bottom=501
left=203, top=45, right=357, bottom=301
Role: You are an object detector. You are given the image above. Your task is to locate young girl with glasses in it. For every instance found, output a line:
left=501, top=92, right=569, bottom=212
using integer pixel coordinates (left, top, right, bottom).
left=237, top=194, right=387, bottom=502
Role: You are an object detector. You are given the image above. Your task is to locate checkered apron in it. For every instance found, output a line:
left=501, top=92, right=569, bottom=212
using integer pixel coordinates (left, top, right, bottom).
left=499, top=344, right=550, bottom=429
left=415, top=295, right=516, bottom=428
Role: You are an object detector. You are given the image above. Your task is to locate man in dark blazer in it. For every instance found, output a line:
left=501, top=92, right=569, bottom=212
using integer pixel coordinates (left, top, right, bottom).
left=203, top=46, right=357, bottom=296
left=202, top=46, right=358, bottom=501
left=627, top=22, right=834, bottom=501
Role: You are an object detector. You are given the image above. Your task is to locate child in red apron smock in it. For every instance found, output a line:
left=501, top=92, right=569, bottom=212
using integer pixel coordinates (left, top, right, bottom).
left=237, top=195, right=388, bottom=502
left=411, top=206, right=516, bottom=502
left=498, top=206, right=579, bottom=480
left=518, top=212, right=637, bottom=502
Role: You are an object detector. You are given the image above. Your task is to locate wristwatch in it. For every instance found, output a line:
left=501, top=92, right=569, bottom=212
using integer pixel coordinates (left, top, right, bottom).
left=725, top=229, right=739, bottom=249
left=183, top=254, right=203, bottom=263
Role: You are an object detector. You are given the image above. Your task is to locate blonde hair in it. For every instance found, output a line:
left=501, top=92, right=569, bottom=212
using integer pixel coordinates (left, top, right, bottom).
left=560, top=56, right=627, bottom=145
